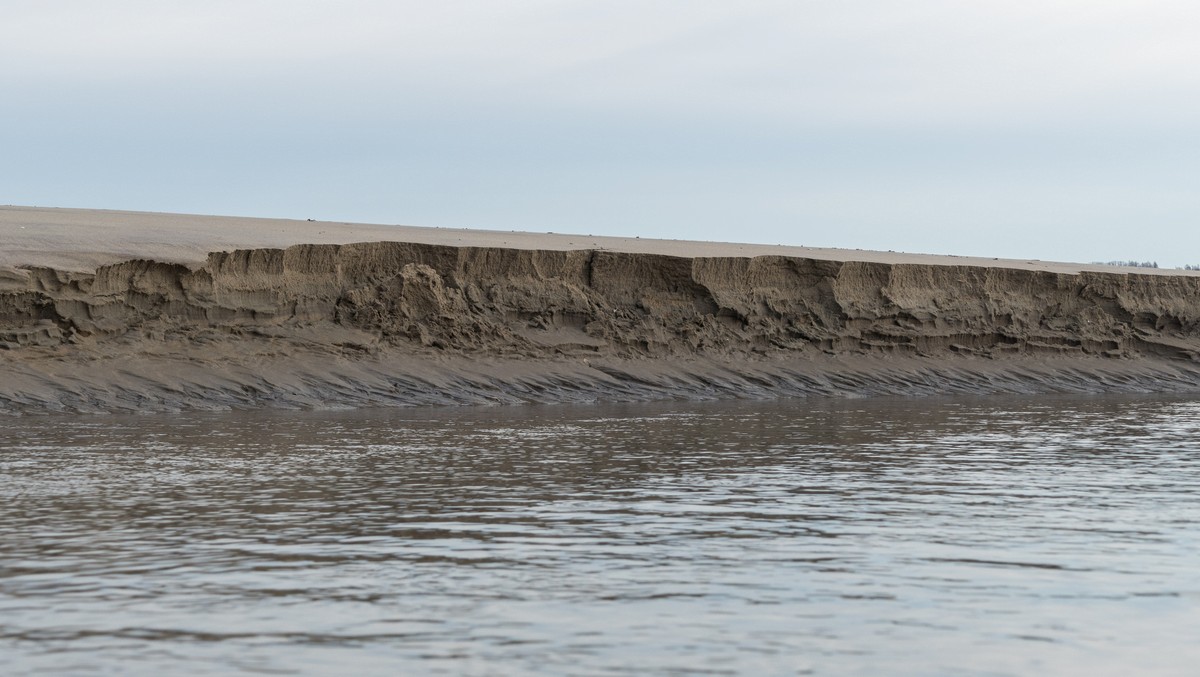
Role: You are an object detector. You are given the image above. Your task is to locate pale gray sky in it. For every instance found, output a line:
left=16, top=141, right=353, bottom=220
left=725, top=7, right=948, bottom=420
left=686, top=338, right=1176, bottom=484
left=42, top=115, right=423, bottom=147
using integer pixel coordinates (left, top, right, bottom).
left=4, top=1, right=1199, bottom=264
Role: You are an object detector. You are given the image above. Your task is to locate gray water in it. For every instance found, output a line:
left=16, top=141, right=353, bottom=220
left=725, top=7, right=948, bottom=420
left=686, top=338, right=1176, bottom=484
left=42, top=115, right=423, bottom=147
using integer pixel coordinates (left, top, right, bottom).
left=2, top=395, right=1199, bottom=676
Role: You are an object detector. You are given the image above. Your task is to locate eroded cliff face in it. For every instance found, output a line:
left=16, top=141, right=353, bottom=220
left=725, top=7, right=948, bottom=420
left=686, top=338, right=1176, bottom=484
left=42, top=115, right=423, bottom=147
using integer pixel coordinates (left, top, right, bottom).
left=2, top=242, right=1200, bottom=412
left=5, top=242, right=1200, bottom=359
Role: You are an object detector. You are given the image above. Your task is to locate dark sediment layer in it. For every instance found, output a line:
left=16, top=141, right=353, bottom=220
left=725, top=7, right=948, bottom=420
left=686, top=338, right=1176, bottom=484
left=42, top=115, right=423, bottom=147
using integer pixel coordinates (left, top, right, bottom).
left=3, top=241, right=1200, bottom=414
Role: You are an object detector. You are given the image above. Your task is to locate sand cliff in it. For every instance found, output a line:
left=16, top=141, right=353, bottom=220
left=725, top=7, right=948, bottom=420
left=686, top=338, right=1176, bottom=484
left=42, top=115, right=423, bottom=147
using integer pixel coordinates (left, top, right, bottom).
left=3, top=207, right=1200, bottom=414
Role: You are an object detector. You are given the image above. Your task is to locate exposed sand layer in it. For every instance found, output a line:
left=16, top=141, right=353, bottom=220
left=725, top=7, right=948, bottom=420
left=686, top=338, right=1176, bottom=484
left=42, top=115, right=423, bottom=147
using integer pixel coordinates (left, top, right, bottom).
left=3, top=206, right=1200, bottom=414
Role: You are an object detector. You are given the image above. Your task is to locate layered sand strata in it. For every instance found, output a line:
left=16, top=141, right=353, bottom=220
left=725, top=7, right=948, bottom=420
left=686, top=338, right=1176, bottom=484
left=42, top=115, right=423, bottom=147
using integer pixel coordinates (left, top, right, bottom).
left=3, top=206, right=1200, bottom=414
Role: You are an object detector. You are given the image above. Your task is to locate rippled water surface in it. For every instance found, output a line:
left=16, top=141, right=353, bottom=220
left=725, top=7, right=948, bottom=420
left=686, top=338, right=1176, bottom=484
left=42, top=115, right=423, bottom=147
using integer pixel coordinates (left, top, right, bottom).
left=3, top=395, right=1200, bottom=675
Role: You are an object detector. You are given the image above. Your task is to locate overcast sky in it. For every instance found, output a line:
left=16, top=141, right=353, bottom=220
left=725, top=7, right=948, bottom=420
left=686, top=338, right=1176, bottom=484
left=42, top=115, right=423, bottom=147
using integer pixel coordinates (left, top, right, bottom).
left=4, top=1, right=1200, bottom=264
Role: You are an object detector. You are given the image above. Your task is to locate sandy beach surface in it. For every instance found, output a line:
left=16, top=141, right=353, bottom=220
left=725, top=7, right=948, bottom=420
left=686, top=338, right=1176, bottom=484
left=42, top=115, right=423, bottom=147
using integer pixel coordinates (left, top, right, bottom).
left=4, top=205, right=1193, bottom=277
left=3, top=205, right=1199, bottom=414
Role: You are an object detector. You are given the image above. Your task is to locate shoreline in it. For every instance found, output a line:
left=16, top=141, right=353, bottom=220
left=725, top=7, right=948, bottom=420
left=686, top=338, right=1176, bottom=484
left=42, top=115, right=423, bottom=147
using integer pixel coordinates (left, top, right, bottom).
left=3, top=207, right=1200, bottom=414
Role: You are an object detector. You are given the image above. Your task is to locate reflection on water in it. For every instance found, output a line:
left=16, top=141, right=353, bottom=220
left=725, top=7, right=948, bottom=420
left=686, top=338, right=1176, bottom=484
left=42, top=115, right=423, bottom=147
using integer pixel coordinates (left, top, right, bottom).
left=2, top=395, right=1200, bottom=675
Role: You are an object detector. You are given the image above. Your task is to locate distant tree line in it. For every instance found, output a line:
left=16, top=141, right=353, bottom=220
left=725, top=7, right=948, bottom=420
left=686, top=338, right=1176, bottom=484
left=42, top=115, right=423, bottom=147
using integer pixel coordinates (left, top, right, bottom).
left=1088, top=261, right=1200, bottom=270
left=1092, top=260, right=1159, bottom=268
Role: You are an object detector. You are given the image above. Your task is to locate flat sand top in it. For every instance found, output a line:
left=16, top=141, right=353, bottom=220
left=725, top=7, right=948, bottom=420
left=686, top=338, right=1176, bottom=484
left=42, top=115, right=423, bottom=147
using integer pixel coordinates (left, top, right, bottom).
left=1, top=205, right=1191, bottom=276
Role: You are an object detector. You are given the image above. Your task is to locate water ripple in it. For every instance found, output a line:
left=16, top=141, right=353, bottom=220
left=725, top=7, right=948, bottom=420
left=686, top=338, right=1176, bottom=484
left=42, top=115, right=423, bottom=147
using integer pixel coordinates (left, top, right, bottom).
left=2, top=394, right=1200, bottom=675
